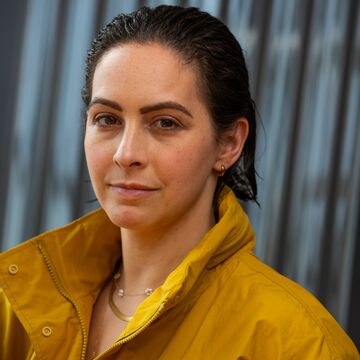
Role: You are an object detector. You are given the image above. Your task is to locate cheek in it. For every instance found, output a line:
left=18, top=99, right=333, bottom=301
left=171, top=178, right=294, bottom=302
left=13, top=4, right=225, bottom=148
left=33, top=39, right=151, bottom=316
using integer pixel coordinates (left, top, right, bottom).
left=160, top=136, right=217, bottom=184
left=84, top=135, right=112, bottom=179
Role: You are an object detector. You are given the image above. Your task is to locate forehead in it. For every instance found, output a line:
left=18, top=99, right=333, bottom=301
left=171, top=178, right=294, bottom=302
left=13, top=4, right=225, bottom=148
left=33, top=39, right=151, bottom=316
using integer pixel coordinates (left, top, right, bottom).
left=91, top=43, right=205, bottom=109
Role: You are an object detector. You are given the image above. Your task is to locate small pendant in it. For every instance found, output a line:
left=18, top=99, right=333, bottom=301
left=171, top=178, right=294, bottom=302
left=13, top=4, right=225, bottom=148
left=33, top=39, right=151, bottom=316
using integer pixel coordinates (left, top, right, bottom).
left=145, top=288, right=153, bottom=296
left=117, top=288, right=124, bottom=297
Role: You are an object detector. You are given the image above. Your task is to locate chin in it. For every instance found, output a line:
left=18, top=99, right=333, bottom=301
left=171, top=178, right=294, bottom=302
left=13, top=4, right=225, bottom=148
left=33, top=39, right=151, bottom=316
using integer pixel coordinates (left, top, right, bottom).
left=105, top=207, right=149, bottom=229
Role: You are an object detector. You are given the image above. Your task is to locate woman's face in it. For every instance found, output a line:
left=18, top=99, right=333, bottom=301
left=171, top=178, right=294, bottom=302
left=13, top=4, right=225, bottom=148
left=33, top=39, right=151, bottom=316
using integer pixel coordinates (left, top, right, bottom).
left=84, top=43, right=224, bottom=231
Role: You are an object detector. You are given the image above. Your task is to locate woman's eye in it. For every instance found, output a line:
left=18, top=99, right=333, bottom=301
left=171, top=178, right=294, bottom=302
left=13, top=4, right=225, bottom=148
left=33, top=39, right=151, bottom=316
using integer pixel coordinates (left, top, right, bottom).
left=92, top=115, right=120, bottom=127
left=154, top=118, right=180, bottom=130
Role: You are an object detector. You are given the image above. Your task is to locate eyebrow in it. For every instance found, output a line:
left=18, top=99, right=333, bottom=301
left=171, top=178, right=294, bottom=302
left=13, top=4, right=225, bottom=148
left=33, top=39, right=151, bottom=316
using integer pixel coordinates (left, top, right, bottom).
left=88, top=98, right=123, bottom=112
left=88, top=97, right=193, bottom=118
left=140, top=102, right=193, bottom=118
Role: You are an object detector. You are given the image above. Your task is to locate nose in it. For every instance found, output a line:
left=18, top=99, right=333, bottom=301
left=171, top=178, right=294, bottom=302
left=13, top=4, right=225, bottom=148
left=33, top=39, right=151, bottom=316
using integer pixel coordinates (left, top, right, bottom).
left=113, top=124, right=147, bottom=169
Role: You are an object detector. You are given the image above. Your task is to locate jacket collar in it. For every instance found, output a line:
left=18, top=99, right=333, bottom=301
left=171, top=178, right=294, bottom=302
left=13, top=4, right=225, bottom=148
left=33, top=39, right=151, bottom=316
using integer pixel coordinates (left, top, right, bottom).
left=0, top=207, right=121, bottom=298
left=156, top=187, right=255, bottom=301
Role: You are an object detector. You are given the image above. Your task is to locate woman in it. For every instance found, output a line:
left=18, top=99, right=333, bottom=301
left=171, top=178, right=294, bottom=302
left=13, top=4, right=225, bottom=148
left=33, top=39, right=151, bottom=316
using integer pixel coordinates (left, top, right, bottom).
left=0, top=5, right=358, bottom=360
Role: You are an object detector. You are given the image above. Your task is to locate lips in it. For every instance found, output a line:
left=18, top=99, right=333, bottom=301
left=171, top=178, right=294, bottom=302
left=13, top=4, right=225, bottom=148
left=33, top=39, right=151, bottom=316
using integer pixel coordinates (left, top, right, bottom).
left=110, top=182, right=157, bottom=191
left=109, top=182, right=158, bottom=200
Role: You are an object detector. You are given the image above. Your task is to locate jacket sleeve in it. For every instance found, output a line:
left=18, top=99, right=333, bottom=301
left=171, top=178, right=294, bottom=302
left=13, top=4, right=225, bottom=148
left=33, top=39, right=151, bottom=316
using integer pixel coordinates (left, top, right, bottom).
left=0, top=286, right=35, bottom=360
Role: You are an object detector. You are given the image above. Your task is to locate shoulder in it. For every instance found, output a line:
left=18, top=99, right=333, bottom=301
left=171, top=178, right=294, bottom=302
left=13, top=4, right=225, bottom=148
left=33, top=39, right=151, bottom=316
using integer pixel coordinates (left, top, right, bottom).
left=212, top=252, right=359, bottom=359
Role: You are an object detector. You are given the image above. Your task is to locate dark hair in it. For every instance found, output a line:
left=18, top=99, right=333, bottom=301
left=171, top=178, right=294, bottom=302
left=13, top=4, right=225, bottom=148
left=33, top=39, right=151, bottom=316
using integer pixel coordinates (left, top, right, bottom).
left=82, top=5, right=257, bottom=203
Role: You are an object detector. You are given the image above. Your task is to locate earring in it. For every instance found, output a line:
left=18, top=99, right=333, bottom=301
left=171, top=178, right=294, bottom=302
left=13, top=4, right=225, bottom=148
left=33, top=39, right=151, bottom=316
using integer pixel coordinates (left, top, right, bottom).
left=218, top=164, right=226, bottom=177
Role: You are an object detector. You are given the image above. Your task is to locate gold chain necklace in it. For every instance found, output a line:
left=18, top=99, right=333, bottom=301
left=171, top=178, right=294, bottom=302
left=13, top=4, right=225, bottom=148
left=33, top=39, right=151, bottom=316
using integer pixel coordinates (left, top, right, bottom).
left=108, top=273, right=153, bottom=322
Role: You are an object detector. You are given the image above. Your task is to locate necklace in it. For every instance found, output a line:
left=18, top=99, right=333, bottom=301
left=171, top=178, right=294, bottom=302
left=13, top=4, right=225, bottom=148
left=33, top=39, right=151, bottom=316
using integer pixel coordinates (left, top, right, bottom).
left=109, top=279, right=133, bottom=322
left=113, top=273, right=153, bottom=297
left=108, top=272, right=153, bottom=322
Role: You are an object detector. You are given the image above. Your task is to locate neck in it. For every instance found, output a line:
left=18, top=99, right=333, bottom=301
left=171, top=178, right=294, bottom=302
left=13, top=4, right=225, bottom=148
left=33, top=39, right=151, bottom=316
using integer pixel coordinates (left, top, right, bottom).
left=118, top=206, right=215, bottom=294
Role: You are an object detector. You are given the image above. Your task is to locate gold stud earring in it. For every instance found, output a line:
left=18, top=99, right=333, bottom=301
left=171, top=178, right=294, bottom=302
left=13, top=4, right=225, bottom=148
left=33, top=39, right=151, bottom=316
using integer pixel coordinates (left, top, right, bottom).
left=219, top=164, right=226, bottom=177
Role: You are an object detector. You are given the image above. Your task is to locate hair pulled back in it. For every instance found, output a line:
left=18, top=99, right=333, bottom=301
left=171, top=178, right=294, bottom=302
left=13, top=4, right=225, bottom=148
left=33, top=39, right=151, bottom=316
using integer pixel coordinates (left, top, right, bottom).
left=82, top=5, right=257, bottom=203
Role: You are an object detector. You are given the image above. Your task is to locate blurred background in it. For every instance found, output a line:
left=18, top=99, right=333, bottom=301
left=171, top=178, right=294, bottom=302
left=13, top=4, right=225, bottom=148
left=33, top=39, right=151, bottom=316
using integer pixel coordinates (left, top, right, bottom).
left=0, top=0, right=359, bottom=348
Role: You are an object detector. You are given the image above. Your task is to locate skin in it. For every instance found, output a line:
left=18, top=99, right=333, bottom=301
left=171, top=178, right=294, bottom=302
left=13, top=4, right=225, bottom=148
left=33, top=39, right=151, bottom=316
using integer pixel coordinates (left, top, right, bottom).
left=84, top=43, right=249, bottom=357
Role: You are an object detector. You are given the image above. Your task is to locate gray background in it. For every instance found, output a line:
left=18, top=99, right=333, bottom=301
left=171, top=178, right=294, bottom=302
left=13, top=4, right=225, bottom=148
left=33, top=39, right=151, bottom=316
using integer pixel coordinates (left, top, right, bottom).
left=0, top=0, right=359, bottom=348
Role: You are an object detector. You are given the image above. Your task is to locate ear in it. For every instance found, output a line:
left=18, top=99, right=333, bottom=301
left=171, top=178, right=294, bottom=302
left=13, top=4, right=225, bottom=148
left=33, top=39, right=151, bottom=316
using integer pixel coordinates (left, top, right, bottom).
left=214, top=117, right=249, bottom=172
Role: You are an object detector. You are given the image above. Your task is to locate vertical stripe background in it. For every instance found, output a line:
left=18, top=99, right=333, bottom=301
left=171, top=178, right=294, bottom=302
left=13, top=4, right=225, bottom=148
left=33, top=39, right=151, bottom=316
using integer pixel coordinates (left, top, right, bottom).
left=0, top=0, right=359, bottom=346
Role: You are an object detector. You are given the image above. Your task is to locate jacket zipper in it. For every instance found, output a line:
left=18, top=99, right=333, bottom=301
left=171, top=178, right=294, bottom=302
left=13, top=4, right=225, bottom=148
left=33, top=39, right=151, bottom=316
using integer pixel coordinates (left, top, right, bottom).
left=37, top=240, right=88, bottom=360
left=95, top=300, right=168, bottom=359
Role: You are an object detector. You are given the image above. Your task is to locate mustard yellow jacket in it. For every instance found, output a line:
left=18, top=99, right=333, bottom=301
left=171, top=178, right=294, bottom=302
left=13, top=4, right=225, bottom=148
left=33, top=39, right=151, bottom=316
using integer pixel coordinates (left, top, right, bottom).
left=0, top=189, right=358, bottom=359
